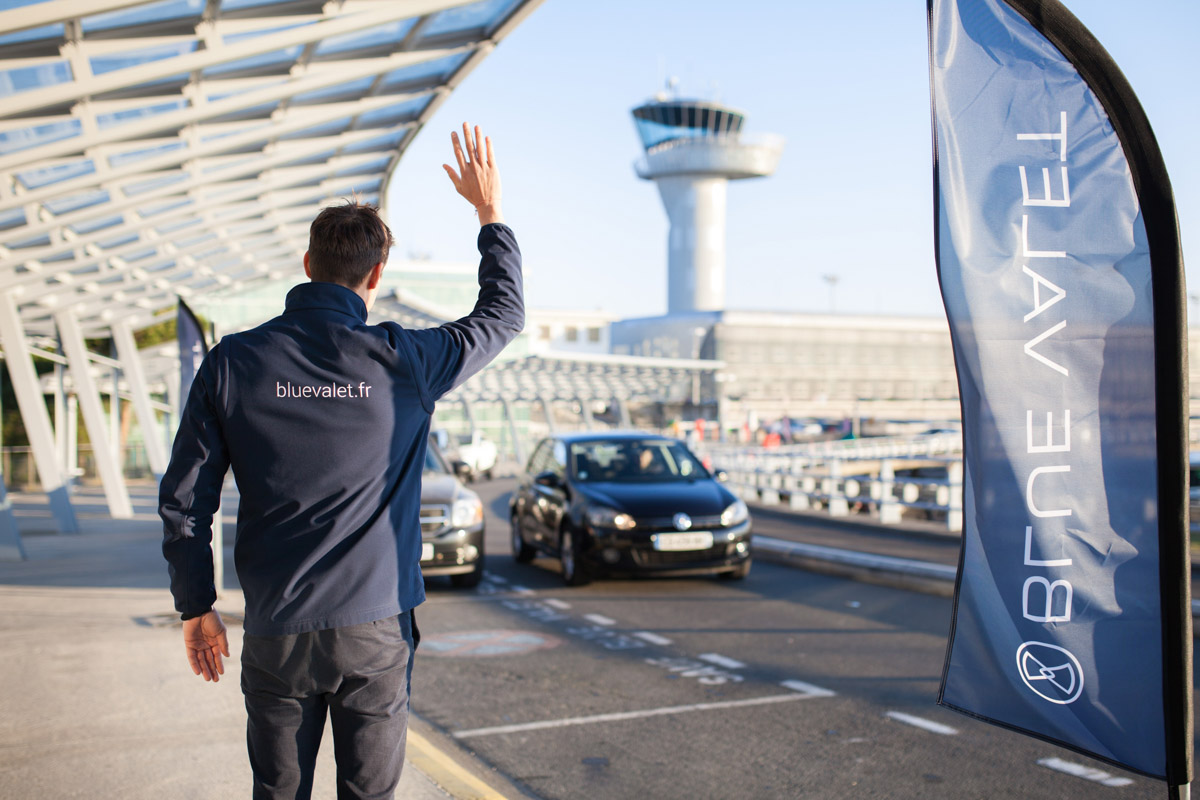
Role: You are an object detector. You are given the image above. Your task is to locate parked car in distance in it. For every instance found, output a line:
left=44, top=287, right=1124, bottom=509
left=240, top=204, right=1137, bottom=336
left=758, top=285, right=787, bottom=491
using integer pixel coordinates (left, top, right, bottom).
left=420, top=436, right=485, bottom=587
left=432, top=429, right=496, bottom=482
left=510, top=432, right=752, bottom=586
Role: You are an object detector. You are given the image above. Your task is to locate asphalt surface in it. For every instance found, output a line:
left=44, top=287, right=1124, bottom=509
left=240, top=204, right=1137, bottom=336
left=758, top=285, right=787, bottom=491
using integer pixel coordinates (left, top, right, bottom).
left=411, top=477, right=1194, bottom=800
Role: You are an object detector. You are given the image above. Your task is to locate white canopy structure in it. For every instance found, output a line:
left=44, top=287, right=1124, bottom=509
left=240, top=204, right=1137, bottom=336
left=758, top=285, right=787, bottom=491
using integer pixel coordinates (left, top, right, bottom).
left=0, top=0, right=545, bottom=546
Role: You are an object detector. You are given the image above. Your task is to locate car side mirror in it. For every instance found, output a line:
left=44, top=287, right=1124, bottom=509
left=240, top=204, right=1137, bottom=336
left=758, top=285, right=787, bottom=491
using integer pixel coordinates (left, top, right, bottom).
left=713, top=469, right=729, bottom=482
left=452, top=460, right=472, bottom=480
left=534, top=470, right=563, bottom=489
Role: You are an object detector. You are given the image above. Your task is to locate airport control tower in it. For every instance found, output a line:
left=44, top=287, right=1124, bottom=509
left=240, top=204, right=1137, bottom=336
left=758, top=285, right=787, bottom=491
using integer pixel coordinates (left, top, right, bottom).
left=633, top=96, right=783, bottom=315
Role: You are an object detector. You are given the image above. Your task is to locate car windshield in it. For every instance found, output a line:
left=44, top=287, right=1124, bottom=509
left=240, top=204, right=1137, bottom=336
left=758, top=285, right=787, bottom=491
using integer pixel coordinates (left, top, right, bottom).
left=424, top=444, right=450, bottom=475
left=570, top=439, right=709, bottom=483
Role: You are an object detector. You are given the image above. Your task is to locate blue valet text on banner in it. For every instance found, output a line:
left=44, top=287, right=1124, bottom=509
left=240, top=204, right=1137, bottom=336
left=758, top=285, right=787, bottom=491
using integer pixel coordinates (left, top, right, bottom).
left=929, top=0, right=1190, bottom=781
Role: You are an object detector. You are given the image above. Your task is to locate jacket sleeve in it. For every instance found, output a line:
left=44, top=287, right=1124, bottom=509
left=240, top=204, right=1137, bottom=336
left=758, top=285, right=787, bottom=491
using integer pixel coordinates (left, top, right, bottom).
left=404, top=223, right=524, bottom=404
left=159, top=345, right=230, bottom=619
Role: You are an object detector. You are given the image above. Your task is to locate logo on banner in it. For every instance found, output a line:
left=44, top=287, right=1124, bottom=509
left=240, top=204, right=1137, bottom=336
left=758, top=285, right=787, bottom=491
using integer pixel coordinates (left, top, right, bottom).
left=1016, top=642, right=1084, bottom=704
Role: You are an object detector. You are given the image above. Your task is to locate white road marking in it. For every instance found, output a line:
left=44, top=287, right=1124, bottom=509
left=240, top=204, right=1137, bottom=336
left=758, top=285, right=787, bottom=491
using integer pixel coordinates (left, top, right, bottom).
left=510, top=585, right=534, bottom=595
left=583, top=613, right=616, bottom=626
left=780, top=680, right=836, bottom=698
left=698, top=653, right=746, bottom=669
left=543, top=598, right=571, bottom=610
left=633, top=631, right=673, bottom=646
left=1037, top=757, right=1134, bottom=787
left=453, top=693, right=821, bottom=739
left=885, top=711, right=958, bottom=735
left=482, top=572, right=507, bottom=583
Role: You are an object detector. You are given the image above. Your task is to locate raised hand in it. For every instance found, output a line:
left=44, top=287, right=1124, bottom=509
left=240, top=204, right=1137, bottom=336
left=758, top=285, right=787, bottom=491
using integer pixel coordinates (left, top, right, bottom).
left=442, top=122, right=504, bottom=226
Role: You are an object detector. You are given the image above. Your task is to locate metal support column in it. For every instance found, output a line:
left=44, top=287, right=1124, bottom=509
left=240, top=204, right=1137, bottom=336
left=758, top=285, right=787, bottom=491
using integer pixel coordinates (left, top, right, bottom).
left=501, top=397, right=525, bottom=468
left=578, top=397, right=594, bottom=430
left=614, top=395, right=632, bottom=429
left=0, top=293, right=77, bottom=532
left=461, top=397, right=478, bottom=439
left=55, top=311, right=133, bottom=519
left=111, top=320, right=169, bottom=477
left=538, top=395, right=556, bottom=435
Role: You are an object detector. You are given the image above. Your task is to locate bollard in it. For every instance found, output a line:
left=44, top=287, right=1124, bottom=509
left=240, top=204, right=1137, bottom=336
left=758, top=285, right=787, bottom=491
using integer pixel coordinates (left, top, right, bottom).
left=947, top=460, right=964, bottom=532
left=828, top=459, right=849, bottom=517
left=879, top=459, right=902, bottom=524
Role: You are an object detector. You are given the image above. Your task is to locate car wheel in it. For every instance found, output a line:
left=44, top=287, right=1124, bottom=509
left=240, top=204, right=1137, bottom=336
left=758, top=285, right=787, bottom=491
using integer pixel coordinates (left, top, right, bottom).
left=451, top=554, right=484, bottom=588
left=511, top=512, right=535, bottom=564
left=720, top=558, right=752, bottom=581
left=484, top=468, right=494, bottom=481
left=560, top=529, right=590, bottom=587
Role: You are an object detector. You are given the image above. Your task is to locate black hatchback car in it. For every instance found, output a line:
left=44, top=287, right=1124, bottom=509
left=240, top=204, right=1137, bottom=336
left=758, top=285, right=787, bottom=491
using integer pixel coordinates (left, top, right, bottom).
left=510, top=432, right=751, bottom=585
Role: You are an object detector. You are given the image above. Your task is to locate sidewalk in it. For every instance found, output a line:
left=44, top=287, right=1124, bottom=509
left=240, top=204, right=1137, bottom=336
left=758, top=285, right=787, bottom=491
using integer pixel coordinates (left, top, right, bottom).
left=0, top=484, right=512, bottom=800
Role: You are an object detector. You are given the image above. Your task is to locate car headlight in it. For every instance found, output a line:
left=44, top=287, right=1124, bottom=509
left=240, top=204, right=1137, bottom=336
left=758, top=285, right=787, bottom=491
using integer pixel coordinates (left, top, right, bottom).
left=451, top=496, right=483, bottom=528
left=720, top=499, right=748, bottom=527
left=586, top=506, right=636, bottom=530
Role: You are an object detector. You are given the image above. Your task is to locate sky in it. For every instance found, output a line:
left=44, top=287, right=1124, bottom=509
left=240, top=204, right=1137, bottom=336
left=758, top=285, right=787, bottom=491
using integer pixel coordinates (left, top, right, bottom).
left=386, top=0, right=1200, bottom=321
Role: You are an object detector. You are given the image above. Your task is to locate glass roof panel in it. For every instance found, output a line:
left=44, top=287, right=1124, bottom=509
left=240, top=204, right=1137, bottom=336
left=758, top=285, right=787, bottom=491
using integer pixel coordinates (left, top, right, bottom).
left=278, top=116, right=352, bottom=141
left=96, top=99, right=187, bottom=129
left=108, top=140, right=185, bottom=169
left=91, top=41, right=198, bottom=76
left=379, top=52, right=469, bottom=90
left=82, top=0, right=204, bottom=33
left=16, top=158, right=96, bottom=190
left=0, top=61, right=72, bottom=98
left=0, top=207, right=26, bottom=232
left=291, top=76, right=375, bottom=105
left=219, top=0, right=296, bottom=12
left=0, top=0, right=53, bottom=9
left=223, top=21, right=312, bottom=44
left=71, top=214, right=124, bottom=235
left=206, top=77, right=288, bottom=103
left=355, top=96, right=429, bottom=128
left=203, top=45, right=302, bottom=77
left=0, top=22, right=62, bottom=46
left=138, top=196, right=192, bottom=217
left=423, top=0, right=519, bottom=37
left=123, top=172, right=188, bottom=196
left=0, top=119, right=81, bottom=156
left=334, top=156, right=390, bottom=177
left=43, top=188, right=110, bottom=216
left=341, top=130, right=405, bottom=155
left=312, top=18, right=417, bottom=57
left=96, top=231, right=140, bottom=249
left=156, top=217, right=201, bottom=235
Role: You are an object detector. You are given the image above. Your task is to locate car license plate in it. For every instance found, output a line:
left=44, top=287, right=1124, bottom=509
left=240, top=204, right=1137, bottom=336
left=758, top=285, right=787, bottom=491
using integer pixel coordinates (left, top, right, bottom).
left=421, top=543, right=434, bottom=561
left=652, top=532, right=713, bottom=551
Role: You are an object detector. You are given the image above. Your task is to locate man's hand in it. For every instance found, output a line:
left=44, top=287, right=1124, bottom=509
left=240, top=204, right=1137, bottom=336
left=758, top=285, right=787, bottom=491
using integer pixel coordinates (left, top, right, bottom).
left=443, top=122, right=504, bottom=226
left=182, top=610, right=230, bottom=683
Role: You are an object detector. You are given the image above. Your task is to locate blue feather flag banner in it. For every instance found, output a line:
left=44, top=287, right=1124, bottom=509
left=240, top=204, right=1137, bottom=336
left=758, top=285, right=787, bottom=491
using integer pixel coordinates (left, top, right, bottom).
left=928, top=0, right=1191, bottom=783
left=177, top=298, right=208, bottom=407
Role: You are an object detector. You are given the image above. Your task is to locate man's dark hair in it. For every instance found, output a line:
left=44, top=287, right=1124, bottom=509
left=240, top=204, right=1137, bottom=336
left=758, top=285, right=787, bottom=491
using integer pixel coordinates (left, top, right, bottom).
left=307, top=201, right=396, bottom=287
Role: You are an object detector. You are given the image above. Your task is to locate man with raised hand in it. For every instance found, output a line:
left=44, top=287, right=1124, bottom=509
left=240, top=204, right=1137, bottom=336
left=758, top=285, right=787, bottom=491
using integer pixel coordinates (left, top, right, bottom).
left=160, top=123, right=522, bottom=800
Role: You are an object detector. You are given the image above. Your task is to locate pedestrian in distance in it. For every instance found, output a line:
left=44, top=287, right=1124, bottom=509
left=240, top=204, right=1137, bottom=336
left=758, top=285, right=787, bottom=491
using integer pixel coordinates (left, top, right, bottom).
left=160, top=122, right=523, bottom=800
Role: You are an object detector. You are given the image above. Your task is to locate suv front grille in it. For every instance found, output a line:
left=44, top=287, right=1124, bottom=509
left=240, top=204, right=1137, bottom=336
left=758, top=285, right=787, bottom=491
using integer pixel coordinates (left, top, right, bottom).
left=420, top=504, right=450, bottom=536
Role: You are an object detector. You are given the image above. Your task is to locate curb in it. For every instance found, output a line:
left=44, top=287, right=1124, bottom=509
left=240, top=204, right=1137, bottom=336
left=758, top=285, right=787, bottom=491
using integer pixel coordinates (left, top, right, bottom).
left=753, top=535, right=957, bottom=598
left=407, top=717, right=529, bottom=800
left=754, top=536, right=1200, bottom=632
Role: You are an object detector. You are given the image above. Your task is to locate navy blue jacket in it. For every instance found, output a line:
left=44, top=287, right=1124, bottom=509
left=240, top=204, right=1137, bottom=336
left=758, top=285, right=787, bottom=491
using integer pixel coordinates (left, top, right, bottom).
left=161, top=223, right=522, bottom=635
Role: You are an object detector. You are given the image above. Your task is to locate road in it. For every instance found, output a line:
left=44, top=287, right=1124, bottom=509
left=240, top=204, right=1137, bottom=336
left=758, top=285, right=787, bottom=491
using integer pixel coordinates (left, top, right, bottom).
left=413, top=478, right=1174, bottom=800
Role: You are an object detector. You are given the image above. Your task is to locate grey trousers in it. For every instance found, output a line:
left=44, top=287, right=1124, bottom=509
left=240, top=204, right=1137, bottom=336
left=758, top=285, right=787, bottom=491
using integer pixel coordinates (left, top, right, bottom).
left=240, top=611, right=418, bottom=800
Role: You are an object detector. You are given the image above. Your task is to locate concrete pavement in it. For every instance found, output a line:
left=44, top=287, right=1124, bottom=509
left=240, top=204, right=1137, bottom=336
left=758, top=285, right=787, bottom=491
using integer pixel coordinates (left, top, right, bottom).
left=0, top=483, right=517, bottom=800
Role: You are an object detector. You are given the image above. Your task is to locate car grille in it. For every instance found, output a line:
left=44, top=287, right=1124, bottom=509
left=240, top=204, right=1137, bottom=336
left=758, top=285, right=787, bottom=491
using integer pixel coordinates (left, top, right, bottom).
left=637, top=514, right=724, bottom=532
left=632, top=545, right=729, bottom=567
left=420, top=504, right=449, bottom=536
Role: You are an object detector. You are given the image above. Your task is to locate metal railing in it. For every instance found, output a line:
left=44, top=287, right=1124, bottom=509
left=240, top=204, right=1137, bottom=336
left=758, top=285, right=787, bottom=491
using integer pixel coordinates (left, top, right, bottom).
left=697, top=435, right=965, bottom=533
